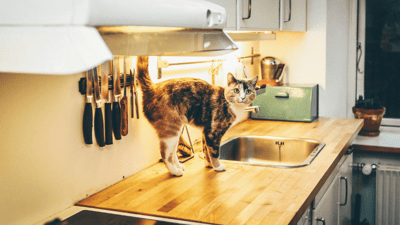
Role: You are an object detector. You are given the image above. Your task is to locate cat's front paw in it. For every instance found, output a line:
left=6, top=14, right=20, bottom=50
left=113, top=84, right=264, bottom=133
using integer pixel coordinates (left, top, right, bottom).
left=170, top=168, right=184, bottom=177
left=213, top=163, right=226, bottom=172
left=176, top=163, right=185, bottom=171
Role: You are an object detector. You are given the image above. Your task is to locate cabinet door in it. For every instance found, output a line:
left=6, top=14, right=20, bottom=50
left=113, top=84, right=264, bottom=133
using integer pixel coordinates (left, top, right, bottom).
left=280, top=0, right=307, bottom=31
left=338, top=153, right=353, bottom=225
left=313, top=174, right=340, bottom=225
left=239, top=0, right=280, bottom=31
left=297, top=206, right=311, bottom=225
left=207, top=0, right=237, bottom=30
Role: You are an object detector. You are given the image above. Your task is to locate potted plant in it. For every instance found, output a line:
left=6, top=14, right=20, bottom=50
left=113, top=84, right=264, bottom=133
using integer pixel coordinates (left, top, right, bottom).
left=352, top=95, right=386, bottom=136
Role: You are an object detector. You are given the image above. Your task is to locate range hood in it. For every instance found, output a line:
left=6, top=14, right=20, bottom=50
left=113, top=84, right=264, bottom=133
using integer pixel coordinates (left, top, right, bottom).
left=0, top=0, right=238, bottom=75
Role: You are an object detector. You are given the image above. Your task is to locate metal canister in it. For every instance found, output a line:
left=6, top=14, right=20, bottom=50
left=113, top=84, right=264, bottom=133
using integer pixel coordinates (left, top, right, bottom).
left=260, top=57, right=278, bottom=80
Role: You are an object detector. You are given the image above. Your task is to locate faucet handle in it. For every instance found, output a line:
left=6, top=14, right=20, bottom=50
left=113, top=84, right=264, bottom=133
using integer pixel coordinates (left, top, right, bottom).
left=245, top=106, right=260, bottom=114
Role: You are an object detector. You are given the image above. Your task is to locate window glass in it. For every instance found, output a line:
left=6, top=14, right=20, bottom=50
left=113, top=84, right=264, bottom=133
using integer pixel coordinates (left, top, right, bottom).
left=364, top=0, right=400, bottom=119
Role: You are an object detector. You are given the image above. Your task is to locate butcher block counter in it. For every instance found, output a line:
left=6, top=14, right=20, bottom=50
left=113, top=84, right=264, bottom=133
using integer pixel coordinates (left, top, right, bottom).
left=77, top=117, right=363, bottom=225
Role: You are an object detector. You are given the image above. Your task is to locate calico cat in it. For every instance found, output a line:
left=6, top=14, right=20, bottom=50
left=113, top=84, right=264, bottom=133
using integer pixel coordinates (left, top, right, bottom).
left=137, top=56, right=258, bottom=176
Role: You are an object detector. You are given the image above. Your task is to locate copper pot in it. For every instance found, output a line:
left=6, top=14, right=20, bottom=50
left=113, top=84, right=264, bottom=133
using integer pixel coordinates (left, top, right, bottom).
left=352, top=107, right=386, bottom=136
left=260, top=57, right=278, bottom=80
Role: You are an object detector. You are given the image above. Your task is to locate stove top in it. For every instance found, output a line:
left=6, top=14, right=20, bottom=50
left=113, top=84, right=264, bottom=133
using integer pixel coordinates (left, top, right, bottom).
left=46, top=210, right=188, bottom=225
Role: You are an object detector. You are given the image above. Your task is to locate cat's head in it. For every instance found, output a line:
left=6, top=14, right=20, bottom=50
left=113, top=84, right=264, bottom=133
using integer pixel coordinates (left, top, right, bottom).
left=224, top=73, right=258, bottom=105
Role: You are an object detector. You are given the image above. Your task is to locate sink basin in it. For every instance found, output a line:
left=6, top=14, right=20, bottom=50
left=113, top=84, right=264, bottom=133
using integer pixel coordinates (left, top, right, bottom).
left=220, top=136, right=325, bottom=168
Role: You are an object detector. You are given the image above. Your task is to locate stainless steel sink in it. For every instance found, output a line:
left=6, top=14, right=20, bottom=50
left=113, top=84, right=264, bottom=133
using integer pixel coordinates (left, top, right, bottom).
left=220, top=136, right=325, bottom=168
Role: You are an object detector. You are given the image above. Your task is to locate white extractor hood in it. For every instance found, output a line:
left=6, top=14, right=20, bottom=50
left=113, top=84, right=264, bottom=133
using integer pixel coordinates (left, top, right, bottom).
left=0, top=0, right=238, bottom=75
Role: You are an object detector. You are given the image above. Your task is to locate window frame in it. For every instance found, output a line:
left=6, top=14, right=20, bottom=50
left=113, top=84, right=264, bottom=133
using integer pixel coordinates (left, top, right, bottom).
left=353, top=0, right=400, bottom=127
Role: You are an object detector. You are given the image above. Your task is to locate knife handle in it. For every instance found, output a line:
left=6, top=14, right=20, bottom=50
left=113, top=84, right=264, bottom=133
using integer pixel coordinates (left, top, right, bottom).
left=83, top=102, right=93, bottom=144
left=94, top=107, right=105, bottom=147
left=131, top=90, right=134, bottom=118
left=134, top=92, right=139, bottom=119
left=121, top=96, right=129, bottom=136
left=104, top=102, right=113, bottom=145
left=112, top=101, right=122, bottom=140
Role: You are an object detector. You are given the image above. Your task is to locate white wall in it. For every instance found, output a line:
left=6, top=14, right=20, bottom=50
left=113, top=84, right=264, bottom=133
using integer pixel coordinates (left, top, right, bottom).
left=326, top=0, right=351, bottom=118
left=259, top=0, right=352, bottom=118
left=0, top=73, right=161, bottom=225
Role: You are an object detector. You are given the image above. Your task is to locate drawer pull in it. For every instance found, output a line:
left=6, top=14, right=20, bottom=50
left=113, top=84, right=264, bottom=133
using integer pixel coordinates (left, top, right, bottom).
left=275, top=92, right=289, bottom=98
left=242, top=0, right=252, bottom=20
left=316, top=218, right=326, bottom=225
left=340, top=176, right=348, bottom=206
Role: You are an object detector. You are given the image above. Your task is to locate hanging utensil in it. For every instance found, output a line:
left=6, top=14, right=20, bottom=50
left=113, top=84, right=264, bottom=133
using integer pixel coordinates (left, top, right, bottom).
left=83, top=70, right=93, bottom=144
left=130, top=69, right=134, bottom=118
left=120, top=57, right=129, bottom=136
left=93, top=66, right=105, bottom=147
left=133, top=68, right=139, bottom=119
left=112, top=57, right=122, bottom=140
left=275, top=64, right=285, bottom=81
left=103, top=61, right=113, bottom=145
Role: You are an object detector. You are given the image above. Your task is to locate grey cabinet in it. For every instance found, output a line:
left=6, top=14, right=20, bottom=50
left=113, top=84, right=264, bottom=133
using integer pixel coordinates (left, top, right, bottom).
left=239, top=0, right=280, bottom=31
left=297, top=206, right=311, bottom=225
left=338, top=154, right=352, bottom=225
left=280, top=0, right=307, bottom=31
left=313, top=173, right=340, bottom=225
left=312, top=153, right=353, bottom=225
left=209, top=0, right=306, bottom=32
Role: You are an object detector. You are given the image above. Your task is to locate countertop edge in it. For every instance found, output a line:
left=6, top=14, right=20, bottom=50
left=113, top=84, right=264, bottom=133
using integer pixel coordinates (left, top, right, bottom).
left=289, top=119, right=363, bottom=225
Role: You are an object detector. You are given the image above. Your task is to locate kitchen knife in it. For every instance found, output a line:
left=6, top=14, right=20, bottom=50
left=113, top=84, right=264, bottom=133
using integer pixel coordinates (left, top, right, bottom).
left=83, top=70, right=93, bottom=144
left=120, top=57, right=129, bottom=136
left=133, top=69, right=139, bottom=119
left=93, top=66, right=105, bottom=147
left=112, top=57, right=122, bottom=140
left=130, top=69, right=134, bottom=118
left=103, top=61, right=113, bottom=145
left=129, top=69, right=135, bottom=119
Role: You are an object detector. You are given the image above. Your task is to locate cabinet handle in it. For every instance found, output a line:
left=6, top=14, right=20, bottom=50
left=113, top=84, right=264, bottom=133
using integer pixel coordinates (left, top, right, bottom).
left=340, top=176, right=348, bottom=206
left=284, top=0, right=292, bottom=22
left=275, top=92, right=289, bottom=98
left=243, top=0, right=252, bottom=20
left=316, top=218, right=326, bottom=225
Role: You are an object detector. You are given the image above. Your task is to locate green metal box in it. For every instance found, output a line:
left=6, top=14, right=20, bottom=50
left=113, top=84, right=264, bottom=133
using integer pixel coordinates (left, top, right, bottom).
left=251, top=84, right=318, bottom=122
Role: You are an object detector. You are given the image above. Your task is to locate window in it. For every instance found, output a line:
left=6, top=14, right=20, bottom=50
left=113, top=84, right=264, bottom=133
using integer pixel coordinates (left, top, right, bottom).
left=358, top=0, right=400, bottom=126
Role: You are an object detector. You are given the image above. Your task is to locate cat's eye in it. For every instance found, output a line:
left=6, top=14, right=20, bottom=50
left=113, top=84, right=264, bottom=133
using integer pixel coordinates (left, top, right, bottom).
left=246, top=89, right=252, bottom=95
left=233, top=88, right=240, bottom=94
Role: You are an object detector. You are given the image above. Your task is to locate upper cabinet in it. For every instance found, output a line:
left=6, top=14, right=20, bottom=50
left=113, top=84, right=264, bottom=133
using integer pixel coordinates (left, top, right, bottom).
left=208, top=0, right=307, bottom=32
left=280, top=0, right=307, bottom=31
left=239, top=0, right=280, bottom=31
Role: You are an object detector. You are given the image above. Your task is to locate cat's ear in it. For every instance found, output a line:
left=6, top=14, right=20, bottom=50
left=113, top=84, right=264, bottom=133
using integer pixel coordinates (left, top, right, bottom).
left=250, top=76, right=258, bottom=86
left=227, top=73, right=237, bottom=86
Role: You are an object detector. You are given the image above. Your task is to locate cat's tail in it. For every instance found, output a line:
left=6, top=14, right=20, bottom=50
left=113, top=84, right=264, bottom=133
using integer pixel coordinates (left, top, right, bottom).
left=136, top=56, right=153, bottom=92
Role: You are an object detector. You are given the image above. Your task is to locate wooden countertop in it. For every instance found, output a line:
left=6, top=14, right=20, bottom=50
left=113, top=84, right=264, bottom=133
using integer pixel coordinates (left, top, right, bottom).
left=77, top=117, right=363, bottom=225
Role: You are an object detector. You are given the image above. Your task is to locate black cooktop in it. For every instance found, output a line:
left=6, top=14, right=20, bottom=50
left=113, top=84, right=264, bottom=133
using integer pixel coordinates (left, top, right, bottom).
left=48, top=210, right=190, bottom=225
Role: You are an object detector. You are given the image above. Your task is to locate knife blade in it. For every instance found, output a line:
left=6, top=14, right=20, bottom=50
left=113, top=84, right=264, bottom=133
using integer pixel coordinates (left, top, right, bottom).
left=133, top=68, right=139, bottom=119
left=130, top=69, right=134, bottom=118
left=83, top=70, right=93, bottom=144
left=102, top=61, right=113, bottom=145
left=94, top=66, right=105, bottom=147
left=112, top=57, right=122, bottom=140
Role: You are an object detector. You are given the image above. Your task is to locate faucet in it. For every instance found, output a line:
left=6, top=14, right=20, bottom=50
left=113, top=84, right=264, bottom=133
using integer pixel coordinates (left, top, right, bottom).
left=245, top=106, right=260, bottom=114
